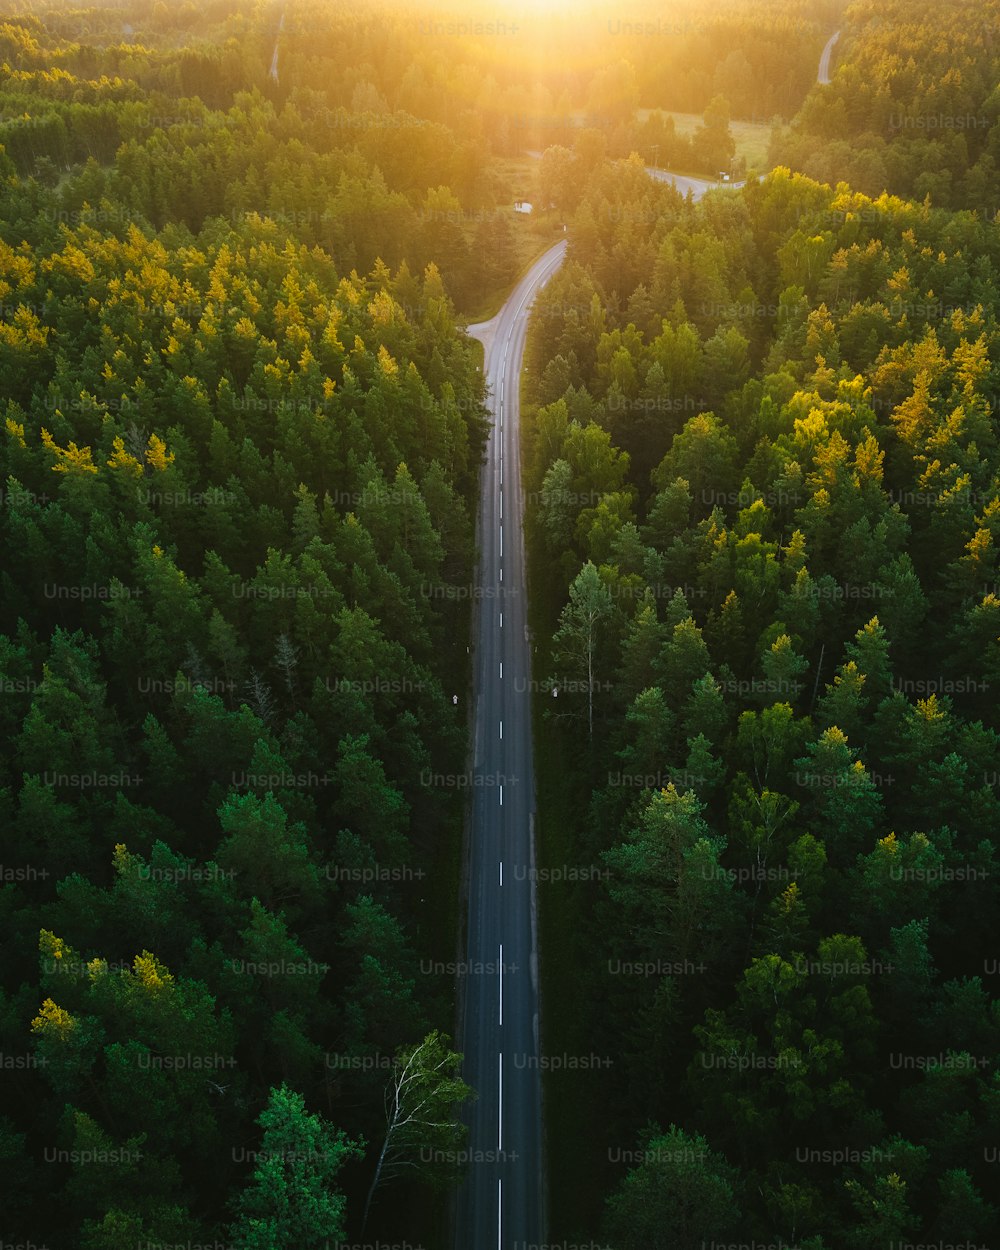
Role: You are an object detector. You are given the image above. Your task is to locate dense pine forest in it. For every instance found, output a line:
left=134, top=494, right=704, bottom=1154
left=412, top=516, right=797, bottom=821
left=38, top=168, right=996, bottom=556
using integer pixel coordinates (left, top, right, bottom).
left=525, top=0, right=1000, bottom=1243
left=0, top=2, right=496, bottom=1245
left=772, top=0, right=1000, bottom=210
left=0, top=0, right=998, bottom=1246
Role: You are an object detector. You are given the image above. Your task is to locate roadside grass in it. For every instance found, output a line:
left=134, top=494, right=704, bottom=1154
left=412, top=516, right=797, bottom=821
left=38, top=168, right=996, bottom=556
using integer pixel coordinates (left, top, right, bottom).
left=518, top=107, right=774, bottom=170
left=637, top=106, right=775, bottom=169
left=495, top=154, right=542, bottom=199
left=460, top=225, right=564, bottom=324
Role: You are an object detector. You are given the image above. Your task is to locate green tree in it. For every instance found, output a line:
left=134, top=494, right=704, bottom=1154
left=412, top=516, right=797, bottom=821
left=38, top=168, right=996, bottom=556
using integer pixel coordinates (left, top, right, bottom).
left=604, top=1124, right=740, bottom=1248
left=602, top=783, right=733, bottom=964
left=551, top=561, right=614, bottom=739
left=229, top=1084, right=361, bottom=1250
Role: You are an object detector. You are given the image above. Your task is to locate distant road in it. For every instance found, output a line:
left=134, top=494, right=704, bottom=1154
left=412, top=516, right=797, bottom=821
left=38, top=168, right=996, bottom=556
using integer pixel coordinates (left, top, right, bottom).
left=646, top=167, right=745, bottom=200
left=454, top=238, right=568, bottom=1250
left=268, top=9, right=284, bottom=83
left=525, top=148, right=744, bottom=200
left=648, top=28, right=841, bottom=191
left=818, top=29, right=841, bottom=84
left=528, top=29, right=843, bottom=197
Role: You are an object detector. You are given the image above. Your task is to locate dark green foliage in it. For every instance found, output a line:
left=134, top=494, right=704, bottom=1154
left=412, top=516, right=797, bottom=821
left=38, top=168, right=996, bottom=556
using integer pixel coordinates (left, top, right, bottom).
left=0, top=5, right=492, bottom=1243
left=523, top=48, right=1000, bottom=1243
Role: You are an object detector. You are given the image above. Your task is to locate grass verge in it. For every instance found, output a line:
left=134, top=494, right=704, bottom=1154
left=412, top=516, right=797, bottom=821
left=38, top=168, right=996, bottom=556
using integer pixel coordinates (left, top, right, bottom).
left=637, top=106, right=774, bottom=168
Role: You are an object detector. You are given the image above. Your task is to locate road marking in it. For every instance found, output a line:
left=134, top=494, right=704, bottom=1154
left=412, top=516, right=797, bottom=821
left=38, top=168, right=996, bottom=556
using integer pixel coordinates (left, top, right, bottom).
left=499, top=860, right=503, bottom=886
left=500, top=492, right=503, bottom=519
left=499, top=719, right=503, bottom=740
left=499, top=526, right=503, bottom=557
left=499, top=661, right=503, bottom=679
left=499, top=945, right=503, bottom=1027
left=498, top=1050, right=503, bottom=1148
left=499, top=784, right=503, bottom=806
left=499, top=612, right=503, bottom=628
left=497, top=1177, right=502, bottom=1250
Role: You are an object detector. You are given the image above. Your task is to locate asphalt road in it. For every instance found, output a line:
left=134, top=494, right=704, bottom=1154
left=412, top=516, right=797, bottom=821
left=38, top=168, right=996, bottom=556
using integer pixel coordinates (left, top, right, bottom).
left=527, top=147, right=744, bottom=201
left=453, top=239, right=568, bottom=1250
left=646, top=166, right=746, bottom=199
left=818, top=29, right=841, bottom=85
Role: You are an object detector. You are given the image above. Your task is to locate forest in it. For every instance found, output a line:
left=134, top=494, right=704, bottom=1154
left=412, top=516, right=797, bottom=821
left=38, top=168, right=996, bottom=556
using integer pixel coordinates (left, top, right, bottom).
left=772, top=0, right=1000, bottom=211
left=523, top=3, right=1000, bottom=1241
left=0, top=1, right=495, bottom=1245
left=0, top=0, right=998, bottom=1246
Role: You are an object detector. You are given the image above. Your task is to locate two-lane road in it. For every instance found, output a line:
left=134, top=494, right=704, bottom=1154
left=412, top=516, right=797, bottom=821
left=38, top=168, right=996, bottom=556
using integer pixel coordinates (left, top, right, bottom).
left=454, top=239, right=567, bottom=1250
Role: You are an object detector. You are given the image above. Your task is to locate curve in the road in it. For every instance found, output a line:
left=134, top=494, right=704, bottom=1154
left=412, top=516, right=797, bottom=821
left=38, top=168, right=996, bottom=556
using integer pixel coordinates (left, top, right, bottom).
left=454, top=239, right=567, bottom=1250
left=646, top=166, right=746, bottom=199
left=818, top=29, right=841, bottom=85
